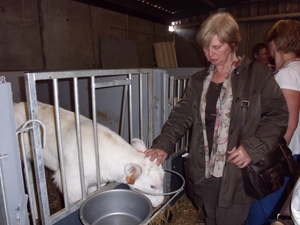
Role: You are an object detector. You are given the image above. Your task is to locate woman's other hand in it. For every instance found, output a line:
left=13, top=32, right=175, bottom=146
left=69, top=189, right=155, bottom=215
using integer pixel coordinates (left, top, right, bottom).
left=144, top=148, right=168, bottom=166
left=227, top=146, right=252, bottom=168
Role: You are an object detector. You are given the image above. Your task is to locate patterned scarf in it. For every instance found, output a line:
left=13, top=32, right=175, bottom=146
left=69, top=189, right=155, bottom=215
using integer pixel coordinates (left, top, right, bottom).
left=200, top=53, right=241, bottom=178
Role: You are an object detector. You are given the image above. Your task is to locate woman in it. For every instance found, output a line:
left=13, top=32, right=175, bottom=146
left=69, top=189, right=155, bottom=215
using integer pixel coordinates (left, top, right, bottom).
left=269, top=20, right=300, bottom=149
left=247, top=19, right=300, bottom=225
left=144, top=12, right=289, bottom=225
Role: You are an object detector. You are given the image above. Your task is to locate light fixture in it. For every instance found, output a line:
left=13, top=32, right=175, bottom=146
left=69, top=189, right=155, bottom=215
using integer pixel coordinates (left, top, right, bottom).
left=168, top=25, right=175, bottom=32
left=168, top=22, right=175, bottom=32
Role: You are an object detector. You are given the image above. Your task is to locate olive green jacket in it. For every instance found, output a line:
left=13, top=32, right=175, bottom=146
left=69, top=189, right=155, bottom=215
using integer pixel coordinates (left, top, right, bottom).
left=151, top=56, right=288, bottom=208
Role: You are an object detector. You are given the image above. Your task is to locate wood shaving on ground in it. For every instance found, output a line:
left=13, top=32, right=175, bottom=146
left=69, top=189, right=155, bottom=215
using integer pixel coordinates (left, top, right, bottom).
left=149, top=194, right=201, bottom=225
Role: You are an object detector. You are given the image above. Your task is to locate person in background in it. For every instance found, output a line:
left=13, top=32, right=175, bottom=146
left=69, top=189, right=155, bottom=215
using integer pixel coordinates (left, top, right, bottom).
left=246, top=19, right=300, bottom=225
left=144, top=12, right=288, bottom=225
left=252, top=42, right=275, bottom=71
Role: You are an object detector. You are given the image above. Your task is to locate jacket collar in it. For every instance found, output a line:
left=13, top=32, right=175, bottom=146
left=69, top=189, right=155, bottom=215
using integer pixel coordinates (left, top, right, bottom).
left=194, top=55, right=251, bottom=86
left=233, top=55, right=251, bottom=74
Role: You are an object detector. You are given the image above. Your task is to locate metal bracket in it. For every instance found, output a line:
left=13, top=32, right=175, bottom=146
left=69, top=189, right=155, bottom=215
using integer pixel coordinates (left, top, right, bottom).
left=15, top=194, right=29, bottom=225
left=0, top=154, right=8, bottom=160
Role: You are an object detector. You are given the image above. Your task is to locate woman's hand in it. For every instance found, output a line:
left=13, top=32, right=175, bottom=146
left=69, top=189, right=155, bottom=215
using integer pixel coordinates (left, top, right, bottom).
left=144, top=148, right=168, bottom=166
left=227, top=146, right=252, bottom=168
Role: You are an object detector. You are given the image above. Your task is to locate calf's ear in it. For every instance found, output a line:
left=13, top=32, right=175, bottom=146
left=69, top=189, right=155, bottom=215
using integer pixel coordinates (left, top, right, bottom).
left=131, top=138, right=147, bottom=152
left=124, top=163, right=142, bottom=184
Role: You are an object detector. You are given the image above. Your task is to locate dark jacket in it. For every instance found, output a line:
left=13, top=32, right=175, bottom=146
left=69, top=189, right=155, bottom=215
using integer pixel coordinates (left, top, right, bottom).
left=151, top=57, right=288, bottom=208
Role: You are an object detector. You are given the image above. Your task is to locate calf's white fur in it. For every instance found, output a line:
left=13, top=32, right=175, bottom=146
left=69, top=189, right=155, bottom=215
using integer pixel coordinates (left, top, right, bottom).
left=14, top=102, right=164, bottom=207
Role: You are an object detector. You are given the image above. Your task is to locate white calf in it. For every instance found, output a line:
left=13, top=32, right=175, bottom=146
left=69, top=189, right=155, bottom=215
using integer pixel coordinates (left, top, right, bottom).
left=14, top=102, right=164, bottom=207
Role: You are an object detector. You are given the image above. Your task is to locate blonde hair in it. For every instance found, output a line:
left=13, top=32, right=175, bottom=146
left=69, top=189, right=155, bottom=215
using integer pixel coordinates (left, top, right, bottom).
left=267, top=20, right=300, bottom=56
left=196, top=12, right=241, bottom=51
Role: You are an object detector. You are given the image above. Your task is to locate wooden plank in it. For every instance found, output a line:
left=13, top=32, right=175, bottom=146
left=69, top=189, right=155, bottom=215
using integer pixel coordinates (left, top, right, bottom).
left=153, top=41, right=178, bottom=67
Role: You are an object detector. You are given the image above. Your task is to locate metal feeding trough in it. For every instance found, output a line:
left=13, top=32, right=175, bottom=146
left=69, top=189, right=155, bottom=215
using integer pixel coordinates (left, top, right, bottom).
left=80, top=189, right=153, bottom=225
left=79, top=169, right=185, bottom=225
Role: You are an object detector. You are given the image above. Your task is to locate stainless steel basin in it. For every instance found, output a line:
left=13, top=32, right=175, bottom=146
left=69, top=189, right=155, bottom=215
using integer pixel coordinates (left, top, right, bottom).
left=79, top=189, right=153, bottom=225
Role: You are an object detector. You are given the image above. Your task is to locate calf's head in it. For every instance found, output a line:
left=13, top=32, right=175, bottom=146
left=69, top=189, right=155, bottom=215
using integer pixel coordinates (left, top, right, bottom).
left=126, top=138, right=165, bottom=207
left=124, top=162, right=165, bottom=207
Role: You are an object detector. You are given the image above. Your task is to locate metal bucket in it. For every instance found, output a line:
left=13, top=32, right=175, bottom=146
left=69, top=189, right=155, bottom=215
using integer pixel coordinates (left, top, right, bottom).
left=79, top=189, right=153, bottom=225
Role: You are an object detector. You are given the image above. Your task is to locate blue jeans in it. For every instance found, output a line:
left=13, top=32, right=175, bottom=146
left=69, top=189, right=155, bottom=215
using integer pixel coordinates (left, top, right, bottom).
left=246, top=154, right=300, bottom=225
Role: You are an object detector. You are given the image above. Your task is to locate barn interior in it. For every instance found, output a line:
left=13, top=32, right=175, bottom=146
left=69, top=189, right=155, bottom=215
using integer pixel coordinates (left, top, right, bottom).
left=1, top=0, right=300, bottom=72
left=0, top=0, right=300, bottom=225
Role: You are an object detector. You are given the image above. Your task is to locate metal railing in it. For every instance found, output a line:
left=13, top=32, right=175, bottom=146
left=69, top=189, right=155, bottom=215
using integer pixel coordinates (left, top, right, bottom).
left=22, top=69, right=158, bottom=224
left=5, top=68, right=193, bottom=225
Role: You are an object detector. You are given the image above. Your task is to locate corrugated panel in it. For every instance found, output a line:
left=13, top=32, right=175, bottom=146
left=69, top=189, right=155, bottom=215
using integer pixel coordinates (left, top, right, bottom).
left=99, top=33, right=139, bottom=69
left=153, top=41, right=178, bottom=67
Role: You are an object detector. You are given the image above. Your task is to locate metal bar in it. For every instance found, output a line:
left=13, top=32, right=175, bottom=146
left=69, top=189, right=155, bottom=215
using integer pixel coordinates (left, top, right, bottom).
left=91, top=76, right=101, bottom=190
left=183, top=78, right=189, bottom=152
left=177, top=79, right=185, bottom=152
left=160, top=72, right=173, bottom=194
left=53, top=79, right=69, bottom=209
left=128, top=74, right=133, bottom=141
left=18, top=128, right=37, bottom=225
left=73, top=77, right=86, bottom=201
left=147, top=72, right=154, bottom=146
left=24, top=73, right=51, bottom=225
left=162, top=72, right=169, bottom=124
left=120, top=84, right=128, bottom=137
left=32, top=69, right=153, bottom=80
left=169, top=76, right=174, bottom=108
left=139, top=74, right=143, bottom=141
left=94, top=79, right=131, bottom=88
left=50, top=203, right=81, bottom=224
